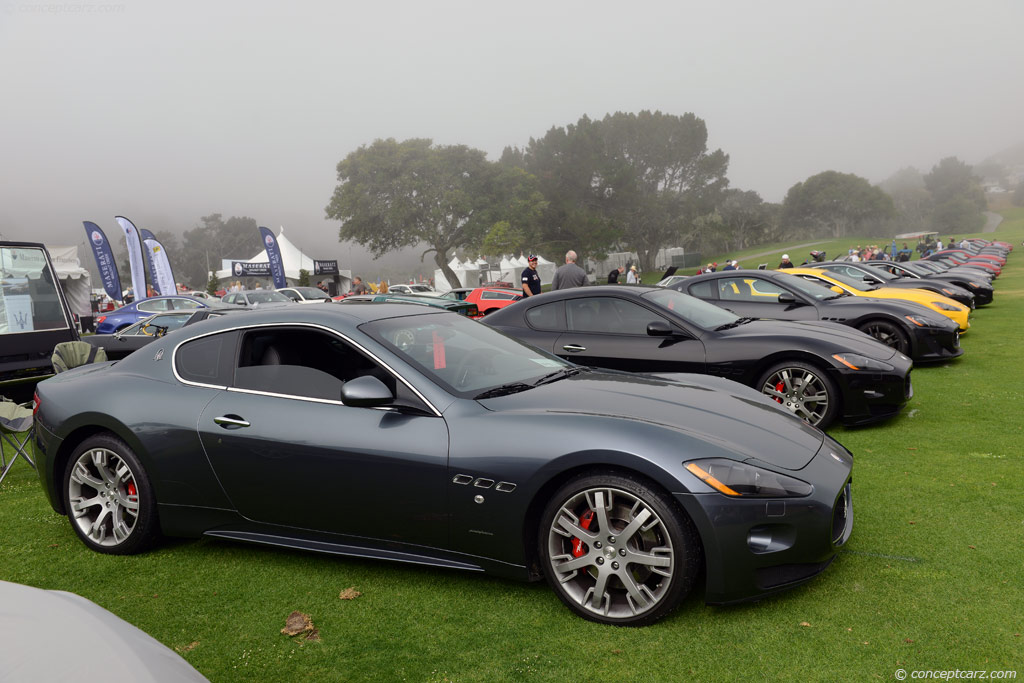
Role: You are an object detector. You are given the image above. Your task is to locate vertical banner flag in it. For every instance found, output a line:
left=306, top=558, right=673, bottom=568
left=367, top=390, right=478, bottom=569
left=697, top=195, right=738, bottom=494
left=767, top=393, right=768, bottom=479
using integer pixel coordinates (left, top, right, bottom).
left=115, top=216, right=148, bottom=301
left=138, top=228, right=157, bottom=286
left=140, top=229, right=177, bottom=296
left=83, top=221, right=123, bottom=302
left=258, top=226, right=287, bottom=289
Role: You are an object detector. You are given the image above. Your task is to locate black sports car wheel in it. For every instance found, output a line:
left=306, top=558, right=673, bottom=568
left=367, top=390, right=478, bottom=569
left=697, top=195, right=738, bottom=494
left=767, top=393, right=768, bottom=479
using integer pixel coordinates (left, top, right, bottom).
left=63, top=434, right=159, bottom=555
left=540, top=472, right=700, bottom=626
left=858, top=320, right=909, bottom=355
left=757, top=361, right=838, bottom=428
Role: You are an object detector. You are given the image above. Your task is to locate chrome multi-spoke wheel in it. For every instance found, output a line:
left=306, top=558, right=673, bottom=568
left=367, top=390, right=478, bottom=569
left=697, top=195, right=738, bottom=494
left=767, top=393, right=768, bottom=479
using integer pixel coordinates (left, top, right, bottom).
left=63, top=434, right=158, bottom=555
left=758, top=361, right=838, bottom=428
left=540, top=473, right=699, bottom=626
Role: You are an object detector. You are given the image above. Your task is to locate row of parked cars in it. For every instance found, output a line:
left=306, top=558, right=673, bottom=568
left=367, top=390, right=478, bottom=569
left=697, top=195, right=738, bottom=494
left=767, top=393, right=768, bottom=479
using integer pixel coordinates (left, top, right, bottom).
left=32, top=237, right=1008, bottom=627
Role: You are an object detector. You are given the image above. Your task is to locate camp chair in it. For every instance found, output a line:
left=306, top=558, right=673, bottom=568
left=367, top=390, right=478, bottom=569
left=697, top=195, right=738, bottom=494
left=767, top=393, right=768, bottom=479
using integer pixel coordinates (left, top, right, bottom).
left=51, top=341, right=107, bottom=374
left=0, top=397, right=34, bottom=486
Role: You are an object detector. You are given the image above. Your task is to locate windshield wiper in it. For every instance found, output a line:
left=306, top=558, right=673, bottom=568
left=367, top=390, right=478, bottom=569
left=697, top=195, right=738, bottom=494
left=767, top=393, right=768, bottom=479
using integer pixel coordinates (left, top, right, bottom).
left=533, top=367, right=584, bottom=386
left=714, top=317, right=754, bottom=331
left=473, top=382, right=534, bottom=400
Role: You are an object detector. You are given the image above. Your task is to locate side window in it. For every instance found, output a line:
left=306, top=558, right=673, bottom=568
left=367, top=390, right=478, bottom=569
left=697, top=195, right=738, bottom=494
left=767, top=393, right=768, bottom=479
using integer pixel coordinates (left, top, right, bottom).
left=176, top=331, right=238, bottom=386
left=173, top=298, right=203, bottom=310
left=716, top=278, right=747, bottom=301
left=568, top=297, right=662, bottom=335
left=745, top=278, right=787, bottom=299
left=686, top=280, right=715, bottom=299
left=525, top=301, right=564, bottom=331
left=231, top=326, right=426, bottom=410
left=137, top=299, right=170, bottom=313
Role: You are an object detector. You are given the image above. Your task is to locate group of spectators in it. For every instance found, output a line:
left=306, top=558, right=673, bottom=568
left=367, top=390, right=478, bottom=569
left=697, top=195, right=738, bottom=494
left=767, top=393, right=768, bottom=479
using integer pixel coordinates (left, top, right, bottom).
left=521, top=250, right=640, bottom=298
left=698, top=260, right=740, bottom=273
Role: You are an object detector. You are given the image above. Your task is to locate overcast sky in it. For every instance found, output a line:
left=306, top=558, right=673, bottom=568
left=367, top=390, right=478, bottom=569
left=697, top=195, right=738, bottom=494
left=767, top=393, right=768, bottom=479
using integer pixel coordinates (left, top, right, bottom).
left=1, top=0, right=1020, bottom=265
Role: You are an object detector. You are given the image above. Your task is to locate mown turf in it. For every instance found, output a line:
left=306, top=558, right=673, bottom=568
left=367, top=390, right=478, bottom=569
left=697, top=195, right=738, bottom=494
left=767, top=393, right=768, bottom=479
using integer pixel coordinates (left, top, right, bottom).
left=1, top=219, right=1021, bottom=681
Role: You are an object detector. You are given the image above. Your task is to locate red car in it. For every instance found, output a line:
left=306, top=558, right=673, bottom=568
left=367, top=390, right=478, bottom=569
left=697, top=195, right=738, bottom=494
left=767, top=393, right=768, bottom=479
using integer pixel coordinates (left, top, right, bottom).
left=440, top=287, right=522, bottom=316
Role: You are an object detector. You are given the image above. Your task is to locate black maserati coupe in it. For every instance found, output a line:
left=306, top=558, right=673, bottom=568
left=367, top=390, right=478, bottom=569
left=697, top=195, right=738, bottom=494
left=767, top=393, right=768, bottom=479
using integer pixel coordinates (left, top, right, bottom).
left=812, top=261, right=976, bottom=309
left=667, top=270, right=962, bottom=363
left=484, top=285, right=912, bottom=429
left=34, top=303, right=853, bottom=626
left=859, top=260, right=994, bottom=307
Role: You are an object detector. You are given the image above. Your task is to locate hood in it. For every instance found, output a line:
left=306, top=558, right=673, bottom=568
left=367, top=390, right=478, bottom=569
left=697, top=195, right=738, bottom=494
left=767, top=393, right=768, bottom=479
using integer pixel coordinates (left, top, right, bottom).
left=480, top=370, right=825, bottom=470
left=720, top=319, right=897, bottom=360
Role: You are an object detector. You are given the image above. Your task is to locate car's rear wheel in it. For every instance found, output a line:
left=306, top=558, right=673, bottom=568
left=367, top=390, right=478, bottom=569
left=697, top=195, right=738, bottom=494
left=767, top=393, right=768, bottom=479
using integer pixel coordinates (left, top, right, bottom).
left=858, top=319, right=909, bottom=355
left=63, top=433, right=159, bottom=555
left=757, top=361, right=839, bottom=428
left=539, top=472, right=700, bottom=626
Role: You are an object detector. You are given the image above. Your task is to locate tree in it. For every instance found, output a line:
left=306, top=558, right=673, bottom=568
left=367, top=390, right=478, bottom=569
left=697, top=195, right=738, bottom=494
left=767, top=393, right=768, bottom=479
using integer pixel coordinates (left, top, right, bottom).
left=782, top=171, right=895, bottom=239
left=879, top=167, right=932, bottom=234
left=718, top=189, right=771, bottom=251
left=298, top=268, right=310, bottom=287
left=179, top=214, right=263, bottom=290
left=325, top=138, right=497, bottom=289
left=205, top=270, right=219, bottom=296
left=923, top=157, right=986, bottom=233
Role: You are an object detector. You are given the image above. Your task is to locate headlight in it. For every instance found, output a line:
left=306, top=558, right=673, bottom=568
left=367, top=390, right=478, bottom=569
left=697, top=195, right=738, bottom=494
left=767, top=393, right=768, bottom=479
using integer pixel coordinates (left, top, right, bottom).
left=685, top=458, right=813, bottom=498
left=930, top=301, right=962, bottom=312
left=905, top=315, right=939, bottom=327
left=832, top=353, right=894, bottom=371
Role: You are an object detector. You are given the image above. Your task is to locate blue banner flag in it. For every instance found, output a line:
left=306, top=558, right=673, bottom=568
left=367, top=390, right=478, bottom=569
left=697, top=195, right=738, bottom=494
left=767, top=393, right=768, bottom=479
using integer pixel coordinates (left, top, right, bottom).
left=140, top=229, right=177, bottom=296
left=83, top=221, right=123, bottom=302
left=258, top=226, right=287, bottom=289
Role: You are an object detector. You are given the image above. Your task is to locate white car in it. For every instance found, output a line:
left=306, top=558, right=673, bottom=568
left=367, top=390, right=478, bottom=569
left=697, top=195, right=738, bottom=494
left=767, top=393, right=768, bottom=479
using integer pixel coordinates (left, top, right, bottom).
left=387, top=284, right=440, bottom=296
left=276, top=286, right=333, bottom=304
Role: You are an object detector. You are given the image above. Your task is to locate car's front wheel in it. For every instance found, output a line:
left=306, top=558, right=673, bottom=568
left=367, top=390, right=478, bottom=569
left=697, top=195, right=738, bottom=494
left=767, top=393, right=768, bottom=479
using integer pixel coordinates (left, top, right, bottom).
left=63, top=433, right=159, bottom=555
left=757, top=360, right=839, bottom=428
left=858, top=319, right=909, bottom=355
left=539, top=472, right=700, bottom=626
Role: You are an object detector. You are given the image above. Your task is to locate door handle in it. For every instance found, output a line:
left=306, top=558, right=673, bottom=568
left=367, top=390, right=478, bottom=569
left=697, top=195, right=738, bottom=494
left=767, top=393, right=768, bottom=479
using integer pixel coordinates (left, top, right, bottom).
left=214, top=415, right=250, bottom=429
left=562, top=344, right=587, bottom=352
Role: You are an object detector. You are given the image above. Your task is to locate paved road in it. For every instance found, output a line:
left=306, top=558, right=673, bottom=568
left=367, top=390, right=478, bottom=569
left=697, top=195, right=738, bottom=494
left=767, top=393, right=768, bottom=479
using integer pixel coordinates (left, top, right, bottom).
left=982, top=211, right=1003, bottom=233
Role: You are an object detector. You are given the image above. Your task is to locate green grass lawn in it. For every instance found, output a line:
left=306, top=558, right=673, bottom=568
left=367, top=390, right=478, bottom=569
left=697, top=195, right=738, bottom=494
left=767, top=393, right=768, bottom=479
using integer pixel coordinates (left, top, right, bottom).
left=2, top=218, right=1022, bottom=681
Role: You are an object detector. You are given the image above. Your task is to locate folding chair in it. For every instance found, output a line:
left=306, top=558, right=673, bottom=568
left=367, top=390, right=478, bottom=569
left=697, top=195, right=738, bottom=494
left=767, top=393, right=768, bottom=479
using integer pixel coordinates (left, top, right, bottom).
left=0, top=397, right=34, bottom=486
left=51, top=341, right=107, bottom=374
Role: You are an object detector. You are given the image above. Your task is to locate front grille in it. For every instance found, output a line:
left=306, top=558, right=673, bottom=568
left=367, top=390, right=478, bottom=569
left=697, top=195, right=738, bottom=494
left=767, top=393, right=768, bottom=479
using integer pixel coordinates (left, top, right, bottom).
left=831, top=483, right=853, bottom=545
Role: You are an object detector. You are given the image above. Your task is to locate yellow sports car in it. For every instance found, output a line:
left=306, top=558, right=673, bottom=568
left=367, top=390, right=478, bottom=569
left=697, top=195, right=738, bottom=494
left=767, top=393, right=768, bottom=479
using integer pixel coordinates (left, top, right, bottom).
left=781, top=267, right=970, bottom=331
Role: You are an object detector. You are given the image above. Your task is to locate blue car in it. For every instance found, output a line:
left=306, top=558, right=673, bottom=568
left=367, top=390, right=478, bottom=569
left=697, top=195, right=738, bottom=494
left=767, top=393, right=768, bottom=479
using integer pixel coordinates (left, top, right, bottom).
left=94, top=295, right=216, bottom=334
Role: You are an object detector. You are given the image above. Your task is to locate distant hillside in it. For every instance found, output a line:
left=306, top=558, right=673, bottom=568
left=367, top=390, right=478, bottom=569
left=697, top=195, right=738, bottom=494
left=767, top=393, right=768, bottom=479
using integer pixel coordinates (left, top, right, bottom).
left=981, top=141, right=1024, bottom=167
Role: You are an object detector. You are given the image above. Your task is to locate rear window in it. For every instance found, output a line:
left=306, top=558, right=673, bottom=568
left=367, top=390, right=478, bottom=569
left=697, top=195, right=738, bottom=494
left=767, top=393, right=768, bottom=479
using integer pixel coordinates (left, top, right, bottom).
left=0, top=245, right=72, bottom=333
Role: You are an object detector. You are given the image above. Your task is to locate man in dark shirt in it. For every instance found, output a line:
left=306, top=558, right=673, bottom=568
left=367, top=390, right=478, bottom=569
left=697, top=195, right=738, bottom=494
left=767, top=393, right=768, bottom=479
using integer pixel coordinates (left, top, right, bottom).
left=778, top=254, right=793, bottom=269
left=607, top=266, right=624, bottom=284
left=521, top=255, right=541, bottom=297
left=351, top=277, right=369, bottom=295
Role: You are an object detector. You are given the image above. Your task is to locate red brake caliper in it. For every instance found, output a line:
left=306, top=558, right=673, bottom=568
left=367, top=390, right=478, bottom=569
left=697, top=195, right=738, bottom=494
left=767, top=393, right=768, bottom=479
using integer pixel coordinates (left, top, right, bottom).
left=571, top=510, right=595, bottom=557
left=773, top=380, right=785, bottom=404
left=127, top=482, right=137, bottom=497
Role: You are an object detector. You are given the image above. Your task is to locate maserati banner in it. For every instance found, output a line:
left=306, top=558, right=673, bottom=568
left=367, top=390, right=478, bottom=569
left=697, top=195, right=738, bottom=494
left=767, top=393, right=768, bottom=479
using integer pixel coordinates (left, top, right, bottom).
left=314, top=259, right=339, bottom=275
left=115, top=216, right=148, bottom=301
left=140, top=229, right=177, bottom=297
left=83, top=221, right=123, bottom=302
left=231, top=261, right=271, bottom=277
left=258, top=226, right=287, bottom=289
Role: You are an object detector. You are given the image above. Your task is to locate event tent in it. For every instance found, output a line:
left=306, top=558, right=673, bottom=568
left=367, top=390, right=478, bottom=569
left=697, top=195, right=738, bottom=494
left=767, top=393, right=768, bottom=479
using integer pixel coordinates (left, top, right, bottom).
left=46, top=245, right=92, bottom=319
left=214, top=228, right=351, bottom=291
left=432, top=253, right=555, bottom=293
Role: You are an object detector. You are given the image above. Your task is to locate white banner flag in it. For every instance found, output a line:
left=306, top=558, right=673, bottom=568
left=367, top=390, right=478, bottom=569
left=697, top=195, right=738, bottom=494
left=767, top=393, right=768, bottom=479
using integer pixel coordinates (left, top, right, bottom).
left=115, top=216, right=148, bottom=301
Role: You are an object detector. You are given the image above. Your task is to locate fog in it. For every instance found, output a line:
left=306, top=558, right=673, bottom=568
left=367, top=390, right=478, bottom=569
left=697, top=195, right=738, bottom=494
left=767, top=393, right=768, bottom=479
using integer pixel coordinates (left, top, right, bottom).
left=1, top=0, right=1020, bottom=270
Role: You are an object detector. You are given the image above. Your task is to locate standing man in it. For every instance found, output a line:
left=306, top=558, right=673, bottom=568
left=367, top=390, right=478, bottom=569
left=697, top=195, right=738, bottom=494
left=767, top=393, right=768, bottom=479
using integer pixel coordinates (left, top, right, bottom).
left=778, top=254, right=794, bottom=269
left=552, top=250, right=588, bottom=290
left=351, top=276, right=369, bottom=295
left=626, top=265, right=639, bottom=283
left=607, top=265, right=624, bottom=284
left=521, top=255, right=542, bottom=297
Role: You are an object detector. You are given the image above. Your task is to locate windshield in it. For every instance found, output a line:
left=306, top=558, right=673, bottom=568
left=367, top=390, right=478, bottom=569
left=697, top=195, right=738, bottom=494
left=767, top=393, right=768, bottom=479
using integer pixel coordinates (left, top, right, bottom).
left=809, top=269, right=873, bottom=291
left=293, top=287, right=330, bottom=300
left=363, top=313, right=571, bottom=398
left=0, top=246, right=72, bottom=333
left=641, top=287, right=737, bottom=329
left=774, top=272, right=840, bottom=300
left=246, top=290, right=291, bottom=304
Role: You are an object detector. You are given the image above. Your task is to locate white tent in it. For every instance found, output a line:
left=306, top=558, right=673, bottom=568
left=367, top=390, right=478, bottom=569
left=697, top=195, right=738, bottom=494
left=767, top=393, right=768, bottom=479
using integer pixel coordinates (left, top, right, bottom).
left=46, top=245, right=92, bottom=319
left=214, top=228, right=351, bottom=291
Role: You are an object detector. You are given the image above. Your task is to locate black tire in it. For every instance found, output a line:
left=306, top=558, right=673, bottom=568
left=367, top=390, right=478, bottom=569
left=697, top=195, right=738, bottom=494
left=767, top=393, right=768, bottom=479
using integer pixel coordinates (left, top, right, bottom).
left=539, top=471, right=701, bottom=626
left=756, top=360, right=839, bottom=429
left=62, top=433, right=160, bottom=555
left=858, top=319, right=909, bottom=355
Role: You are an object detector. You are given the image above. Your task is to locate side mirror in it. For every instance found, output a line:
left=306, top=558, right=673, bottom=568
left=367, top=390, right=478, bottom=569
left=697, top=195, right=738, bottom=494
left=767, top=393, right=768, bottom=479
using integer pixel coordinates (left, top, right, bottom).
left=777, top=291, right=798, bottom=304
left=646, top=320, right=674, bottom=336
left=341, top=375, right=394, bottom=408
